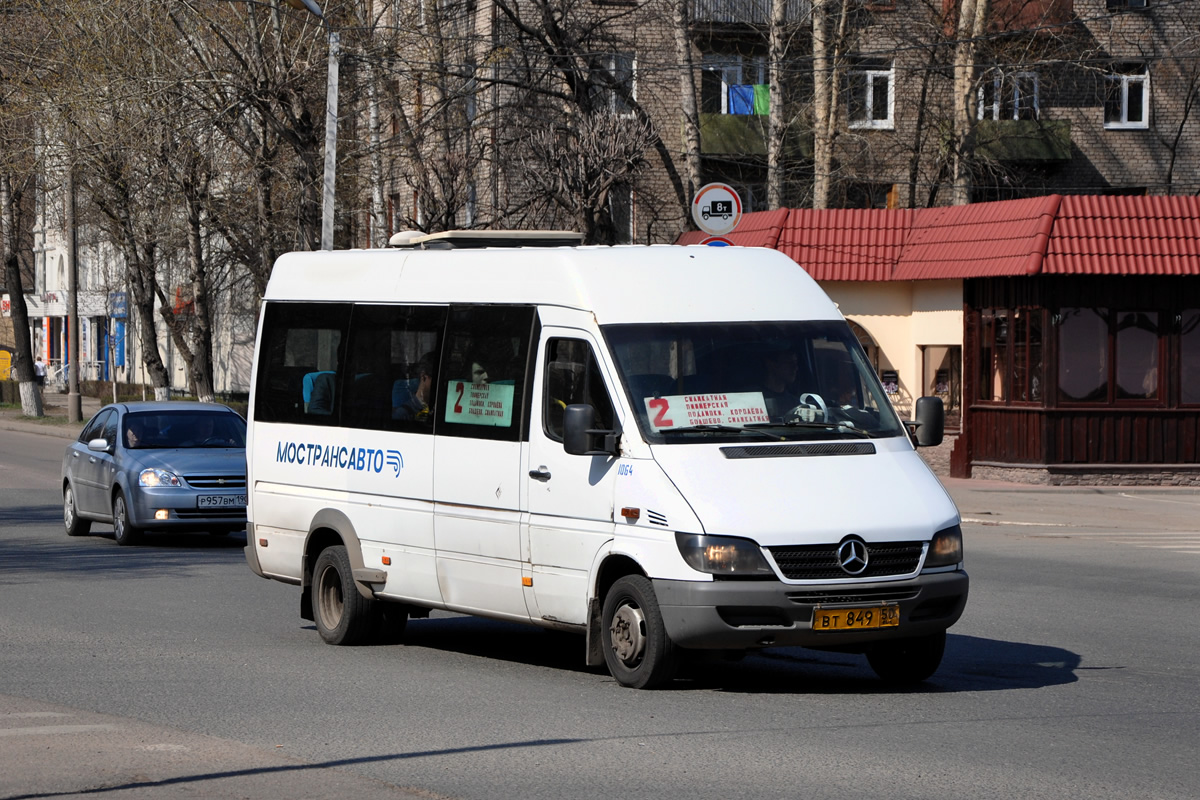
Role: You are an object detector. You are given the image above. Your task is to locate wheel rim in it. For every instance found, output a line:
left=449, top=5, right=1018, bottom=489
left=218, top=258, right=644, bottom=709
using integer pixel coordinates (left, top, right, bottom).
left=609, top=600, right=647, bottom=667
left=113, top=496, right=126, bottom=539
left=316, top=563, right=344, bottom=630
left=64, top=489, right=75, bottom=529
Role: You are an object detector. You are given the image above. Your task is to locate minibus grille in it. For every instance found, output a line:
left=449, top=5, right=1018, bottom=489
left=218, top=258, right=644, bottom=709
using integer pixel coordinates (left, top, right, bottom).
left=786, top=588, right=920, bottom=605
left=184, top=474, right=247, bottom=489
left=768, top=541, right=924, bottom=580
left=720, top=442, right=876, bottom=459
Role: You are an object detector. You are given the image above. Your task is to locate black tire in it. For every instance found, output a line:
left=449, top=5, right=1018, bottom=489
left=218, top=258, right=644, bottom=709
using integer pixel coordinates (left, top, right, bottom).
left=111, top=490, right=141, bottom=546
left=312, top=545, right=378, bottom=646
left=601, top=575, right=678, bottom=689
left=375, top=603, right=409, bottom=645
left=64, top=484, right=91, bottom=537
left=866, top=631, right=946, bottom=685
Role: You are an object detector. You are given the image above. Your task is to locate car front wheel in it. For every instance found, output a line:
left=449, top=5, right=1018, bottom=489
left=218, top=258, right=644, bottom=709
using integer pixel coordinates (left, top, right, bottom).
left=64, top=484, right=91, bottom=537
left=602, top=575, right=678, bottom=689
left=111, top=490, right=142, bottom=546
left=866, top=631, right=946, bottom=685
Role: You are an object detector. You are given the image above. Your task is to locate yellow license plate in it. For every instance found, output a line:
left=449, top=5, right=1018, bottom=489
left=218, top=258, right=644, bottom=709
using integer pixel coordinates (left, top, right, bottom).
left=813, top=605, right=899, bottom=632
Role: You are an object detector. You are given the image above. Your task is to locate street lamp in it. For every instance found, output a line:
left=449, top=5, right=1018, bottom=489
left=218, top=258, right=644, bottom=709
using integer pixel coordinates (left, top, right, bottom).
left=286, top=0, right=337, bottom=250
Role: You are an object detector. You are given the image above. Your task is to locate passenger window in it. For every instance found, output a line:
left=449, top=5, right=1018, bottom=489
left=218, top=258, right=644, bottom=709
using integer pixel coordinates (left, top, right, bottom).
left=342, top=304, right=447, bottom=433
left=254, top=303, right=351, bottom=425
left=543, top=339, right=615, bottom=441
left=437, top=305, right=537, bottom=442
left=80, top=410, right=112, bottom=443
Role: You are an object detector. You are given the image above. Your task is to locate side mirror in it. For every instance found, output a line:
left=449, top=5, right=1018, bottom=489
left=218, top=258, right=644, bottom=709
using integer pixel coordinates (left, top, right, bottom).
left=912, top=396, right=945, bottom=447
left=563, top=404, right=620, bottom=456
left=87, top=438, right=110, bottom=453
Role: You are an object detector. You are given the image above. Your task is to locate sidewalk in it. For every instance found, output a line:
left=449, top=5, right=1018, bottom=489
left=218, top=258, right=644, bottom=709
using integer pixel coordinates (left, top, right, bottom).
left=0, top=391, right=105, bottom=440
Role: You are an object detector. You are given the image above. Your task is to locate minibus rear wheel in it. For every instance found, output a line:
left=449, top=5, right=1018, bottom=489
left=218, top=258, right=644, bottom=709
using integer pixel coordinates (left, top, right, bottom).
left=866, top=631, right=946, bottom=685
left=602, top=575, right=677, bottom=689
left=313, top=545, right=377, bottom=646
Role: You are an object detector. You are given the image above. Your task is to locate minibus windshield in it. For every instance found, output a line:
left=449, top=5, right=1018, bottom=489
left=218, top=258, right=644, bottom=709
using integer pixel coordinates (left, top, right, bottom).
left=604, top=321, right=906, bottom=443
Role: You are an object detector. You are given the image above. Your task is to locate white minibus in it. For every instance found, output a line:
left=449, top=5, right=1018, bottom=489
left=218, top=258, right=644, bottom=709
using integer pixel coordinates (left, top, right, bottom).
left=244, top=232, right=967, bottom=688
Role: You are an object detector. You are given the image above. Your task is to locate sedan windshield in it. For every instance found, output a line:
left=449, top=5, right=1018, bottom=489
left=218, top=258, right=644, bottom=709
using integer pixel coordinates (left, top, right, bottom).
left=123, top=410, right=247, bottom=450
left=604, top=321, right=906, bottom=443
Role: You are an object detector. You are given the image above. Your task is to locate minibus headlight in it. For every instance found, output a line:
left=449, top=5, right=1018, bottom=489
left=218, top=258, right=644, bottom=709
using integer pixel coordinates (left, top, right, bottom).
left=139, top=468, right=182, bottom=488
left=675, top=533, right=774, bottom=577
left=925, top=524, right=963, bottom=568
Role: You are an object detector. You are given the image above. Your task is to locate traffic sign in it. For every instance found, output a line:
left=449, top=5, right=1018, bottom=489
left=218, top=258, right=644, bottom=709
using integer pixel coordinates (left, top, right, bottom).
left=692, top=183, right=743, bottom=236
left=700, top=236, right=734, bottom=246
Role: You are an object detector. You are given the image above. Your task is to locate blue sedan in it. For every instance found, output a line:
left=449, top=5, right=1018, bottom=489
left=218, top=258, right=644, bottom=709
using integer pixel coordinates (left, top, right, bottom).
left=62, top=402, right=247, bottom=545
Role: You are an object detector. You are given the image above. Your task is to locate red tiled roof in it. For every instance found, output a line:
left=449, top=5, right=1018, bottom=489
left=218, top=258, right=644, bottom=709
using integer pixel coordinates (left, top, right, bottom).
left=674, top=194, right=1200, bottom=279
left=777, top=208, right=914, bottom=281
left=675, top=208, right=788, bottom=248
left=1045, top=195, right=1200, bottom=275
left=893, top=195, right=1061, bottom=279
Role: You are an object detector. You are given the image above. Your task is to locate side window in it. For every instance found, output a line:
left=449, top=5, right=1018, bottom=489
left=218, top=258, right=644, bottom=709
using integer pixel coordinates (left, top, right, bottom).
left=80, top=409, right=112, bottom=443
left=543, top=338, right=616, bottom=442
left=437, top=305, right=537, bottom=442
left=342, top=304, right=447, bottom=433
left=254, top=302, right=351, bottom=425
left=101, top=413, right=119, bottom=446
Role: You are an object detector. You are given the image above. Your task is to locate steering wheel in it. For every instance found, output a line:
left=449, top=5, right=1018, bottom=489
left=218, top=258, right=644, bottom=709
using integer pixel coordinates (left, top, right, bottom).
left=785, top=392, right=828, bottom=423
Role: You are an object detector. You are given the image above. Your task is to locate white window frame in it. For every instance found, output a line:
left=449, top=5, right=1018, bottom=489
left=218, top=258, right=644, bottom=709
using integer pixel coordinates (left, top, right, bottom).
left=977, top=70, right=1039, bottom=121
left=597, top=52, right=636, bottom=115
left=848, top=62, right=895, bottom=130
left=1104, top=65, right=1150, bottom=129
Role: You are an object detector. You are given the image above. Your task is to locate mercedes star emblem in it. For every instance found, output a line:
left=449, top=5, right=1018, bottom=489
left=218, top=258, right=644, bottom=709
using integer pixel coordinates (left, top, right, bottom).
left=836, top=537, right=869, bottom=576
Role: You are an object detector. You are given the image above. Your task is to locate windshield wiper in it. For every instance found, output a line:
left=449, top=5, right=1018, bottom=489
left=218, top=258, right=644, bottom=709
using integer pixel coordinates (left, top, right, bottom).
left=658, top=424, right=784, bottom=440
left=745, top=421, right=873, bottom=439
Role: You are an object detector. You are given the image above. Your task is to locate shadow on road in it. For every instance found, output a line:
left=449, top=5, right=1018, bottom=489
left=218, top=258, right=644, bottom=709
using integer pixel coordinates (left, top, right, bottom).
left=351, top=615, right=1081, bottom=695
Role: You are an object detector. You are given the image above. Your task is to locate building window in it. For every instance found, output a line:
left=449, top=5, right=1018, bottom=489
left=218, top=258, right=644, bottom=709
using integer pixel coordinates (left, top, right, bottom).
left=594, top=52, right=635, bottom=114
left=978, top=308, right=1043, bottom=403
left=1106, top=0, right=1148, bottom=10
left=1104, top=64, right=1149, bottom=129
left=1114, top=311, right=1159, bottom=400
left=1057, top=308, right=1108, bottom=403
left=843, top=182, right=897, bottom=209
left=978, top=70, right=1039, bottom=121
left=1181, top=310, right=1200, bottom=405
left=700, top=55, right=767, bottom=115
left=848, top=60, right=894, bottom=129
left=608, top=185, right=634, bottom=245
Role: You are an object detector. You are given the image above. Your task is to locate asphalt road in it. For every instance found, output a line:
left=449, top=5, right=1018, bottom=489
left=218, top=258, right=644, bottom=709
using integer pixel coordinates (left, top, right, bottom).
left=2, top=422, right=1199, bottom=800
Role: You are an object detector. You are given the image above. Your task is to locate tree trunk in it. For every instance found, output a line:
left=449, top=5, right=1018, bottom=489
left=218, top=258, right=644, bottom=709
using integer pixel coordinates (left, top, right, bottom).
left=365, top=59, right=387, bottom=244
left=950, top=0, right=989, bottom=206
left=767, top=0, right=787, bottom=208
left=184, top=192, right=214, bottom=403
left=811, top=0, right=832, bottom=209
left=1, top=175, right=42, bottom=416
left=673, top=0, right=703, bottom=211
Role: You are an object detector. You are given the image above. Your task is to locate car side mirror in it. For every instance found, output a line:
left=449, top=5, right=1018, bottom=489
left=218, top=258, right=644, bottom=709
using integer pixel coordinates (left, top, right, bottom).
left=911, top=396, right=945, bottom=447
left=87, top=438, right=110, bottom=453
left=563, top=404, right=620, bottom=456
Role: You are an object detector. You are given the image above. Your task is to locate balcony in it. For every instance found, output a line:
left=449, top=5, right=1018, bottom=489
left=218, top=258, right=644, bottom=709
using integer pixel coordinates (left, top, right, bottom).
left=698, top=113, right=813, bottom=158
left=691, top=0, right=810, bottom=25
left=975, top=119, right=1072, bottom=162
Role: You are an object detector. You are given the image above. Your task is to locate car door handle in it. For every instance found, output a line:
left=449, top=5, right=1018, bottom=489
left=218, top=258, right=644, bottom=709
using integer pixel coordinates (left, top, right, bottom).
left=88, top=457, right=97, bottom=464
left=529, top=466, right=552, bottom=482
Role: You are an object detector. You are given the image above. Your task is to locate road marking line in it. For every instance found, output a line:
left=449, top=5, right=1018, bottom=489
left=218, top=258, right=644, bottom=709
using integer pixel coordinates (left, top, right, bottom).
left=961, top=517, right=1069, bottom=527
left=0, top=724, right=120, bottom=737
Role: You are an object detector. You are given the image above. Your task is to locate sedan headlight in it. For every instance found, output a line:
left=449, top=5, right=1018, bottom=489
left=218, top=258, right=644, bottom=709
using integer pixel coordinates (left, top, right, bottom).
left=139, top=468, right=182, bottom=488
left=676, top=533, right=774, bottom=577
left=924, top=524, right=963, bottom=568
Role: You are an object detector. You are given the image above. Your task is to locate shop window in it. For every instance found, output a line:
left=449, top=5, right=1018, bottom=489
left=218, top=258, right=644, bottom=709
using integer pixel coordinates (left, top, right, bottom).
left=1182, top=310, right=1200, bottom=405
left=979, top=307, right=1043, bottom=404
left=1114, top=311, right=1159, bottom=400
left=1057, top=308, right=1108, bottom=403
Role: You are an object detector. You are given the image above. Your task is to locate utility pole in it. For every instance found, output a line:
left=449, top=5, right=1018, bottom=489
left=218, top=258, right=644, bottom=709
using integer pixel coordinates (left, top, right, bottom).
left=66, top=158, right=81, bottom=422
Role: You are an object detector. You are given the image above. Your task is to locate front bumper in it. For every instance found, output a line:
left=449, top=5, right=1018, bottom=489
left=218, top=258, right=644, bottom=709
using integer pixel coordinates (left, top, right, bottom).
left=128, top=486, right=247, bottom=531
left=652, top=570, right=968, bottom=650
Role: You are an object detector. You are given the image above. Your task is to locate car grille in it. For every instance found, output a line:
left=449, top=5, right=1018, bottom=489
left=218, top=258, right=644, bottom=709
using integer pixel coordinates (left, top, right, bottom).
left=175, top=508, right=247, bottom=520
left=786, top=587, right=921, bottom=605
left=768, top=541, right=924, bottom=580
left=184, top=474, right=246, bottom=489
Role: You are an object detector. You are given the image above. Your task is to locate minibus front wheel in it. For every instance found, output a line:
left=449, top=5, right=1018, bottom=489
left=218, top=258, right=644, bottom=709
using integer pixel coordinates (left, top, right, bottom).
left=602, top=576, right=677, bottom=689
left=313, top=545, right=378, bottom=646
